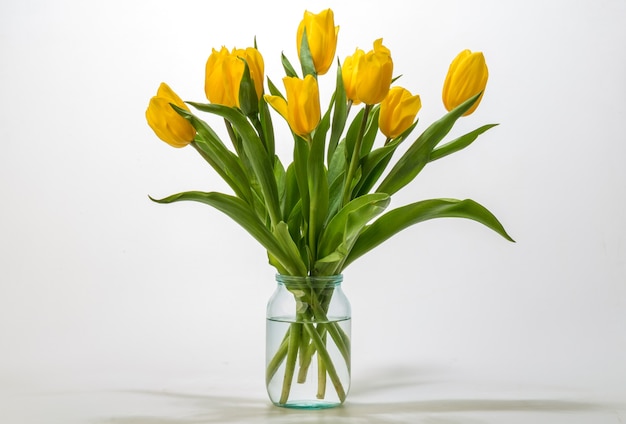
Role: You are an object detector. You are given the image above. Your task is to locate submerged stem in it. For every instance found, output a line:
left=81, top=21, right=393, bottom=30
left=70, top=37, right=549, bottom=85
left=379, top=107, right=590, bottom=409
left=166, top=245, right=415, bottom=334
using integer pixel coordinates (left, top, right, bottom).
left=279, top=322, right=302, bottom=404
left=303, top=321, right=346, bottom=402
left=316, top=330, right=328, bottom=399
left=266, top=327, right=290, bottom=383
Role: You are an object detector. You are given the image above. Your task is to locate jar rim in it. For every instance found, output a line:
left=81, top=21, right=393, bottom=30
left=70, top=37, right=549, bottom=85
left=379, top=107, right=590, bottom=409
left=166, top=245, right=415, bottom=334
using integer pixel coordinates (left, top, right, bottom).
left=275, top=274, right=343, bottom=287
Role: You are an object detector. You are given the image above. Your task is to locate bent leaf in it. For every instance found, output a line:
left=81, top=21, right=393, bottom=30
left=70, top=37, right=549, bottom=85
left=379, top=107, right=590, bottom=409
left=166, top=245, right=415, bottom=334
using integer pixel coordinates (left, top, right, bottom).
left=343, top=198, right=515, bottom=269
left=171, top=105, right=252, bottom=204
left=188, top=102, right=282, bottom=227
left=150, top=191, right=306, bottom=276
left=429, top=124, right=498, bottom=162
left=377, top=93, right=481, bottom=196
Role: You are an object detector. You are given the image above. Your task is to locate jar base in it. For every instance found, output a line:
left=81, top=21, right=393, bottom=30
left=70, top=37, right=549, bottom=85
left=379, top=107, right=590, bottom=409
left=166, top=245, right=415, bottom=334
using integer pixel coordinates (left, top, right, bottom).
left=272, top=399, right=343, bottom=409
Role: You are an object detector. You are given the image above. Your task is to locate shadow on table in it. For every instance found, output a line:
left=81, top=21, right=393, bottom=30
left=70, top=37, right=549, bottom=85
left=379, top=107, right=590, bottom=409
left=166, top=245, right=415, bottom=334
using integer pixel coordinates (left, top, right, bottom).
left=95, top=366, right=617, bottom=424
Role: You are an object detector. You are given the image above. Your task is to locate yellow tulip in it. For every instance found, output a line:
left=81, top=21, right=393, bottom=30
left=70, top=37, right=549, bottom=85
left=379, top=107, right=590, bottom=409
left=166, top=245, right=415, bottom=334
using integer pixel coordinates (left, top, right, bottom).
left=145, top=83, right=195, bottom=148
left=264, top=75, right=321, bottom=138
left=341, top=47, right=365, bottom=105
left=379, top=87, right=422, bottom=139
left=342, top=39, right=393, bottom=105
left=297, top=8, right=339, bottom=76
left=205, top=46, right=264, bottom=108
left=442, top=49, right=488, bottom=116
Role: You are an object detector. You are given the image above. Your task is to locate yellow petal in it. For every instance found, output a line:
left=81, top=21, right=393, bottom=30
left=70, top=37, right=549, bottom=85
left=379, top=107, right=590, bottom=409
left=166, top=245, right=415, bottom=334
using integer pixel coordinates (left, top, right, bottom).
left=264, top=94, right=289, bottom=122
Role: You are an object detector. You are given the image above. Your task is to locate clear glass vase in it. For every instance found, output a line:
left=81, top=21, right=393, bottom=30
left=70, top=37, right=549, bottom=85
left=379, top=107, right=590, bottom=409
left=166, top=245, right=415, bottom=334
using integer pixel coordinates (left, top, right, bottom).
left=266, top=274, right=351, bottom=409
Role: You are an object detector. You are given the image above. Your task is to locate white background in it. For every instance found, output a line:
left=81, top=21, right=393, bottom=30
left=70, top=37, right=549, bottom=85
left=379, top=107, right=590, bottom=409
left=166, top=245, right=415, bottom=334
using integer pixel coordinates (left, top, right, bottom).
left=1, top=0, right=625, bottom=423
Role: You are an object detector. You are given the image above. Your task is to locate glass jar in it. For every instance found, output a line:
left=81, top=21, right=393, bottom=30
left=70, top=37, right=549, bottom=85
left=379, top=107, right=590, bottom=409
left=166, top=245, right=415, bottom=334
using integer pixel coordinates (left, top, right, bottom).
left=266, top=274, right=351, bottom=409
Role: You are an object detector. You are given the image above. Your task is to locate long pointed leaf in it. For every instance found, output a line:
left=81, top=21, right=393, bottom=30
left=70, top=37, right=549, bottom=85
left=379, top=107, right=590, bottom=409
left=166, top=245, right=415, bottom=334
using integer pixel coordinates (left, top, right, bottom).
left=259, top=97, right=276, bottom=158
left=298, top=28, right=316, bottom=78
left=359, top=105, right=380, bottom=158
left=430, top=124, right=498, bottom=162
left=281, top=53, right=299, bottom=78
left=377, top=93, right=481, bottom=196
left=309, top=109, right=330, bottom=260
left=328, top=61, right=347, bottom=164
left=343, top=198, right=515, bottom=269
left=150, top=191, right=306, bottom=275
left=188, top=102, right=282, bottom=226
left=171, top=105, right=252, bottom=203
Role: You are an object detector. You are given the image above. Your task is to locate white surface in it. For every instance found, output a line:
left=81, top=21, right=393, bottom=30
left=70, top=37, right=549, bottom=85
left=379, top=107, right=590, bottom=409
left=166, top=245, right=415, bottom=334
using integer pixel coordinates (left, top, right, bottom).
left=1, top=0, right=625, bottom=422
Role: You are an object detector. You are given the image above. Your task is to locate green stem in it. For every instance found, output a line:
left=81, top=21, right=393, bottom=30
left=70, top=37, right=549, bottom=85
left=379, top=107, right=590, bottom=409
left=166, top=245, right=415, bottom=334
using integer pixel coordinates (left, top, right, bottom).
left=316, top=330, right=327, bottom=399
left=303, top=321, right=346, bottom=402
left=342, top=104, right=372, bottom=206
left=279, top=322, right=302, bottom=404
left=298, top=325, right=311, bottom=375
left=295, top=288, right=350, bottom=389
left=266, top=328, right=290, bottom=383
left=308, top=287, right=351, bottom=367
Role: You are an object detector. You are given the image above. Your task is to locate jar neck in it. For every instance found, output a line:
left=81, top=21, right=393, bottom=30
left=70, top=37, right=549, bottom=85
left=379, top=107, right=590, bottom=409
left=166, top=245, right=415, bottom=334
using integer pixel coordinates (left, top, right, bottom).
left=276, top=274, right=343, bottom=289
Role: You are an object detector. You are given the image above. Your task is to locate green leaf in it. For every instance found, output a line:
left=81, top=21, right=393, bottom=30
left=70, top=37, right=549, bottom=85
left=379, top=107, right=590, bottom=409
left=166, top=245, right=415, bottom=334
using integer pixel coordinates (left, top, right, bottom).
left=150, top=191, right=306, bottom=276
left=259, top=96, right=276, bottom=158
left=354, top=135, right=405, bottom=197
left=298, top=28, right=316, bottom=78
left=429, top=124, right=498, bottom=162
left=377, top=93, right=481, bottom=196
left=273, top=221, right=308, bottom=275
left=312, top=97, right=332, bottom=151
left=326, top=140, right=347, bottom=220
left=359, top=105, right=380, bottom=158
left=283, top=163, right=299, bottom=222
left=267, top=77, right=284, bottom=98
left=293, top=136, right=310, bottom=224
left=273, top=155, right=286, bottom=210
left=355, top=120, right=419, bottom=197
left=308, top=114, right=330, bottom=260
left=344, top=108, right=365, bottom=165
left=328, top=60, right=348, bottom=164
left=281, top=53, right=299, bottom=78
left=343, top=198, right=515, bottom=269
left=170, top=105, right=252, bottom=204
left=237, top=58, right=259, bottom=117
left=188, top=102, right=282, bottom=226
left=315, top=193, right=390, bottom=274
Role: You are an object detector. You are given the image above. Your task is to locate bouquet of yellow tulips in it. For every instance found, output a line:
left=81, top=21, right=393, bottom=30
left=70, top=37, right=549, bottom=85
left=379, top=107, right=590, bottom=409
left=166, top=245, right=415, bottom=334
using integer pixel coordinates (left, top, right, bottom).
left=146, top=8, right=513, bottom=407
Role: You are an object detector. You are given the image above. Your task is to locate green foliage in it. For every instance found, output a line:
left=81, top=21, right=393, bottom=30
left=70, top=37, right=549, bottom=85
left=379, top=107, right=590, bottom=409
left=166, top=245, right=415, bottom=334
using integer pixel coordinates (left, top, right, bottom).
left=154, top=60, right=511, bottom=277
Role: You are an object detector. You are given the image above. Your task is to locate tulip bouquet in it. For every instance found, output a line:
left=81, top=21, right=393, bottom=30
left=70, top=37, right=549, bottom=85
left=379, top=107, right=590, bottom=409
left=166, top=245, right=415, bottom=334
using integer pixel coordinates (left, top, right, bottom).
left=146, top=8, right=512, bottom=406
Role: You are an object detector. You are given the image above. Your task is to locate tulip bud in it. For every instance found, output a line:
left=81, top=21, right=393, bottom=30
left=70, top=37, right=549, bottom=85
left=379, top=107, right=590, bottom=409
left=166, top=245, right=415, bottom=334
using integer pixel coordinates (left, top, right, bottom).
left=379, top=87, right=421, bottom=139
left=264, top=75, right=321, bottom=138
left=205, top=46, right=264, bottom=108
left=145, top=83, right=195, bottom=148
left=442, top=50, right=488, bottom=116
left=342, top=39, right=393, bottom=105
left=297, top=9, right=339, bottom=76
left=341, top=48, right=365, bottom=105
